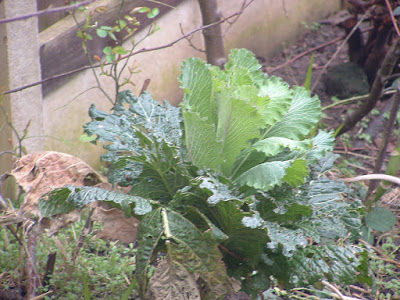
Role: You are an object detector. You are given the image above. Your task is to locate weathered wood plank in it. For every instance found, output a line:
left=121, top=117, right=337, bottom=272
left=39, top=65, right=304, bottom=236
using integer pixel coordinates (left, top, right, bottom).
left=37, top=0, right=68, bottom=32
left=40, top=0, right=184, bottom=96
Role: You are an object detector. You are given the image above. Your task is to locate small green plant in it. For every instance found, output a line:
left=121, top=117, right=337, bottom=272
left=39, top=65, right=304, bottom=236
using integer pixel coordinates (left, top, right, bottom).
left=73, top=3, right=160, bottom=103
left=0, top=216, right=137, bottom=299
left=39, top=49, right=363, bottom=299
left=301, top=21, right=322, bottom=31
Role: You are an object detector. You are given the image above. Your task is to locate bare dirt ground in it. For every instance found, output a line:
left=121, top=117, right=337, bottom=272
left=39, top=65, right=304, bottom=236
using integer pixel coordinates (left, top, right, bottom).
left=261, top=22, right=348, bottom=106
left=258, top=18, right=400, bottom=300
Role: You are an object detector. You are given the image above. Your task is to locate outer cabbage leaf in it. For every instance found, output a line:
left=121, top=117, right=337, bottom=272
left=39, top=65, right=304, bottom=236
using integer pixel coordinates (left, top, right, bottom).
left=283, top=159, right=308, bottom=187
left=215, top=92, right=265, bottom=175
left=265, top=86, right=321, bottom=140
left=39, top=186, right=152, bottom=218
left=306, top=130, right=335, bottom=164
left=235, top=161, right=290, bottom=191
left=180, top=58, right=216, bottom=123
left=265, top=222, right=308, bottom=257
left=252, top=137, right=311, bottom=157
left=258, top=76, right=292, bottom=125
left=235, top=158, right=308, bottom=191
left=224, top=48, right=264, bottom=84
left=137, top=207, right=236, bottom=298
left=180, top=50, right=267, bottom=176
left=182, top=110, right=223, bottom=170
left=290, top=244, right=359, bottom=286
left=84, top=91, right=192, bottom=201
left=136, top=208, right=164, bottom=296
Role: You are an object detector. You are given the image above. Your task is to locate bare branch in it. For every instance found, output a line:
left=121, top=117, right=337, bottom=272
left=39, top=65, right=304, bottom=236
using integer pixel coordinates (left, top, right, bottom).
left=311, top=13, right=368, bottom=92
left=179, top=23, right=205, bottom=53
left=342, top=174, right=400, bottom=186
left=384, top=0, right=400, bottom=37
left=337, top=37, right=400, bottom=136
left=0, top=0, right=98, bottom=24
left=222, top=0, right=248, bottom=36
left=3, top=0, right=255, bottom=95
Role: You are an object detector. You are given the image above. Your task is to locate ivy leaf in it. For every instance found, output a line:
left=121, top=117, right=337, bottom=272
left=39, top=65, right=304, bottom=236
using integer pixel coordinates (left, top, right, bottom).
left=96, top=28, right=108, bottom=38
left=366, top=206, right=396, bottom=232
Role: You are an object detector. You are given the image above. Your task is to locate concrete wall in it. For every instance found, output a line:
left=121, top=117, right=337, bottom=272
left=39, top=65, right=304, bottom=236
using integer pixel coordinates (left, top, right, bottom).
left=3, top=0, right=341, bottom=170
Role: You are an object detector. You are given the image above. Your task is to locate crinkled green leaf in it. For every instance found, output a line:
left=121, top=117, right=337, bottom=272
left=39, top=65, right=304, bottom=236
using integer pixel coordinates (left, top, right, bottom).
left=235, top=161, right=291, bottom=191
left=215, top=92, right=265, bottom=175
left=306, top=130, right=335, bottom=164
left=182, top=110, right=222, bottom=170
left=164, top=209, right=235, bottom=298
left=39, top=186, right=152, bottom=218
left=366, top=206, right=396, bottom=232
left=255, top=195, right=312, bottom=224
left=304, top=178, right=361, bottom=241
left=83, top=91, right=191, bottom=200
left=252, top=137, right=311, bottom=157
left=214, top=201, right=269, bottom=267
left=259, top=76, right=292, bottom=125
left=265, top=222, right=308, bottom=257
left=180, top=58, right=216, bottom=122
left=137, top=207, right=235, bottom=298
left=198, top=175, right=239, bottom=205
left=136, top=208, right=164, bottom=296
left=290, top=245, right=359, bottom=286
left=265, top=86, right=321, bottom=140
left=283, top=159, right=308, bottom=187
left=147, top=259, right=200, bottom=300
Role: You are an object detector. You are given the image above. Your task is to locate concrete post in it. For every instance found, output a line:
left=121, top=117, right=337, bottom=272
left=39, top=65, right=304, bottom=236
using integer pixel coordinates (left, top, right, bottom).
left=2, top=0, right=44, bottom=157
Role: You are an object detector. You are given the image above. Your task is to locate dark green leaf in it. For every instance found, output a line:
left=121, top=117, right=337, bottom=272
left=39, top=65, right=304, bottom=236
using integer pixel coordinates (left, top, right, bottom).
left=366, top=206, right=396, bottom=232
left=39, top=186, right=152, bottom=218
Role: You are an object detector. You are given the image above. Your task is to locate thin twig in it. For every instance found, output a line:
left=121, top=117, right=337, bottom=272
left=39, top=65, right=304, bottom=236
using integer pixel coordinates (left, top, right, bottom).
left=322, top=280, right=362, bottom=300
left=267, top=26, right=372, bottom=75
left=311, top=13, right=368, bottom=92
left=222, top=0, right=249, bottom=36
left=366, top=86, right=400, bottom=201
left=267, top=36, right=343, bottom=74
left=0, top=0, right=97, bottom=24
left=337, top=37, right=400, bottom=136
left=322, top=90, right=395, bottom=111
left=30, top=291, right=54, bottom=300
left=384, top=0, right=400, bottom=37
left=3, top=0, right=255, bottom=96
left=179, top=23, right=205, bottom=52
left=359, top=239, right=400, bottom=268
left=342, top=174, right=400, bottom=185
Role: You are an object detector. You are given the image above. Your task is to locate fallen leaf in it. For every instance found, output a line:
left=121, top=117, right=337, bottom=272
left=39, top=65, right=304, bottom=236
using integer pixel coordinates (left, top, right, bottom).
left=92, top=202, right=139, bottom=243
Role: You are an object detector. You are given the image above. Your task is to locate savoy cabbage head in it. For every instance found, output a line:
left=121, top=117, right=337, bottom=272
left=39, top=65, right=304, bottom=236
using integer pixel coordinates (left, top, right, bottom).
left=40, top=49, right=362, bottom=299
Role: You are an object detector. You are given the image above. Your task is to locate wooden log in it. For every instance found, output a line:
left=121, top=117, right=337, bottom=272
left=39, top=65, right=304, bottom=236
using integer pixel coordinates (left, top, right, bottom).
left=39, top=0, right=183, bottom=96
